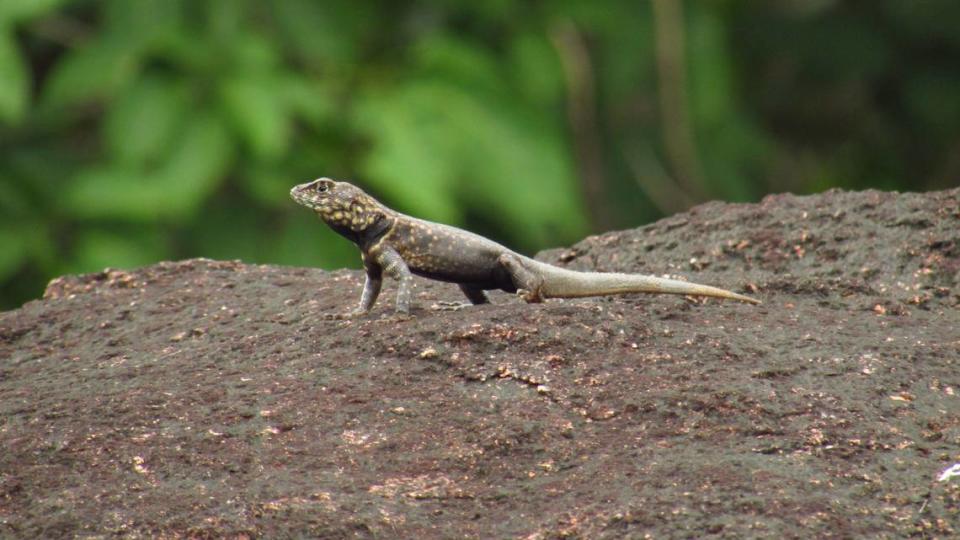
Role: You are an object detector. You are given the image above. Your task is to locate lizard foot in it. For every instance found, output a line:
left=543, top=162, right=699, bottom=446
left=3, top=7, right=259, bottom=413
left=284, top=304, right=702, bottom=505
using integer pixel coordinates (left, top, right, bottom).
left=516, top=289, right=544, bottom=303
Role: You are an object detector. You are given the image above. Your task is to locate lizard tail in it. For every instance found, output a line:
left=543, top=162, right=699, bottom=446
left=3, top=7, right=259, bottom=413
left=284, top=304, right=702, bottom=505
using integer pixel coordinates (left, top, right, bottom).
left=530, top=259, right=760, bottom=304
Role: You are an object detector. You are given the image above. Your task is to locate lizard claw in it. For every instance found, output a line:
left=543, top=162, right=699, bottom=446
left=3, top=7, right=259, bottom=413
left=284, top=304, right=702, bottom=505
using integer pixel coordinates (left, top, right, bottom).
left=516, top=289, right=543, bottom=303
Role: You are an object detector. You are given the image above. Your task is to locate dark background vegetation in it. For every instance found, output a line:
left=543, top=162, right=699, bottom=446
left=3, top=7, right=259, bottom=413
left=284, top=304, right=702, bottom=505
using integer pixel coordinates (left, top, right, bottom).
left=2, top=0, right=959, bottom=310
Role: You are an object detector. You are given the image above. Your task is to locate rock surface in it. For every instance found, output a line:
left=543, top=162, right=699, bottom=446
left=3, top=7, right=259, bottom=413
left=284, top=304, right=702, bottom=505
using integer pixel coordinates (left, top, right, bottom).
left=2, top=188, right=959, bottom=538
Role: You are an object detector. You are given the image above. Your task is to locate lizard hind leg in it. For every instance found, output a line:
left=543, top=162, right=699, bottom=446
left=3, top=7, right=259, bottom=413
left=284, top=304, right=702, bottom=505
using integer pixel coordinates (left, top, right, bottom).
left=432, top=284, right=490, bottom=312
left=498, top=253, right=544, bottom=303
left=459, top=284, right=490, bottom=305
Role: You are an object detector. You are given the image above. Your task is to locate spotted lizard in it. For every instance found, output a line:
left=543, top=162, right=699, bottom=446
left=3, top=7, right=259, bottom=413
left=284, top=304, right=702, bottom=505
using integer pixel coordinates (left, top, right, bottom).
left=291, top=178, right=760, bottom=315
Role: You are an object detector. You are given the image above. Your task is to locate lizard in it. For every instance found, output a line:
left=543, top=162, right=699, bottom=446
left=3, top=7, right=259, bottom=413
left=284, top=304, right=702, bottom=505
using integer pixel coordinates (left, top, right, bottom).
left=290, top=178, right=760, bottom=315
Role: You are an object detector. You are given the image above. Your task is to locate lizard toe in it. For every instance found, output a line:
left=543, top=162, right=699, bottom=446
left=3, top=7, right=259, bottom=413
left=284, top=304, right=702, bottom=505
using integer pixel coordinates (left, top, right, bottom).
left=516, top=288, right=543, bottom=303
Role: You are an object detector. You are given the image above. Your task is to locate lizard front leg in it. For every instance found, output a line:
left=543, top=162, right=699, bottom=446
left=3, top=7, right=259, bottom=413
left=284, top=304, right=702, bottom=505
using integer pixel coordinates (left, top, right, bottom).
left=377, top=247, right=414, bottom=314
left=498, top=253, right=545, bottom=303
left=356, top=266, right=383, bottom=314
left=326, top=259, right=382, bottom=319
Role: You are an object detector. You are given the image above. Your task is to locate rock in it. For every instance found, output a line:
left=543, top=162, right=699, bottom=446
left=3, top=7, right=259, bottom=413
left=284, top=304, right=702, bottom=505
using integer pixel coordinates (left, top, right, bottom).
left=1, top=189, right=958, bottom=537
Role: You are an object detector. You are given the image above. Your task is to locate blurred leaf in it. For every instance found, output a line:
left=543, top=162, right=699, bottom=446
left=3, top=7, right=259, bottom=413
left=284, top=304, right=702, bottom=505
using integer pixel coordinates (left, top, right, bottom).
left=38, top=0, right=177, bottom=112
left=0, top=224, right=28, bottom=281
left=280, top=76, right=336, bottom=128
left=220, top=75, right=290, bottom=160
left=0, top=28, right=27, bottom=123
left=688, top=4, right=770, bottom=201
left=189, top=199, right=263, bottom=262
left=0, top=176, right=29, bottom=215
left=273, top=212, right=357, bottom=269
left=154, top=111, right=234, bottom=215
left=357, top=78, right=585, bottom=248
left=230, top=33, right=282, bottom=71
left=905, top=70, right=960, bottom=137
left=443, top=92, right=586, bottom=247
left=2, top=145, right=80, bottom=206
left=153, top=28, right=217, bottom=73
left=552, top=1, right=636, bottom=32
left=206, top=0, right=245, bottom=43
left=355, top=33, right=586, bottom=240
left=355, top=87, right=459, bottom=223
left=240, top=165, right=298, bottom=207
left=104, top=75, right=187, bottom=165
left=63, top=165, right=150, bottom=220
left=70, top=228, right=167, bottom=274
left=244, top=138, right=340, bottom=208
left=102, top=0, right=182, bottom=49
left=41, top=35, right=140, bottom=109
left=508, top=33, right=565, bottom=106
left=784, top=15, right=890, bottom=81
left=413, top=34, right=503, bottom=94
left=688, top=6, right=733, bottom=127
left=881, top=0, right=960, bottom=50
left=272, top=0, right=369, bottom=66
left=0, top=0, right=65, bottom=24
left=593, top=5, right=656, bottom=103
left=65, top=113, right=232, bottom=220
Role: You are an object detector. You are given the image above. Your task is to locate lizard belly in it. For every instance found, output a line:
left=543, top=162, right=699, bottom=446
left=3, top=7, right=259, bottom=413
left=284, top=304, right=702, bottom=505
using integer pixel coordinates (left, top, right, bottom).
left=407, top=253, right=503, bottom=289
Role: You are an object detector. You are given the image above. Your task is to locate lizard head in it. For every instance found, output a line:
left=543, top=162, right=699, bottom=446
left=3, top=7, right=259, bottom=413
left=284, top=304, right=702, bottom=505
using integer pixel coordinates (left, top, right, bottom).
left=290, top=178, right=387, bottom=234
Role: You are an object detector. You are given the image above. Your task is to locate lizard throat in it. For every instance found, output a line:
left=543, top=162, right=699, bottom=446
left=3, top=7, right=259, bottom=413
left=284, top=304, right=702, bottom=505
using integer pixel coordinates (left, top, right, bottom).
left=320, top=208, right=392, bottom=246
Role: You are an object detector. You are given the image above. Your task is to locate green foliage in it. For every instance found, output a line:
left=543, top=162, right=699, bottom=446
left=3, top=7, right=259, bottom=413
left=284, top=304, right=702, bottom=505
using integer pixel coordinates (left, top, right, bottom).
left=355, top=33, right=585, bottom=245
left=1, top=1, right=959, bottom=308
left=65, top=111, right=233, bottom=220
left=0, top=0, right=65, bottom=25
left=688, top=6, right=770, bottom=201
left=0, top=28, right=28, bottom=123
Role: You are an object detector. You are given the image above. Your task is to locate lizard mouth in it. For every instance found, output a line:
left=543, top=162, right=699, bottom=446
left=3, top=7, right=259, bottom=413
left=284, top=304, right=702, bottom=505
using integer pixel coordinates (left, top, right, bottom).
left=290, top=184, right=318, bottom=207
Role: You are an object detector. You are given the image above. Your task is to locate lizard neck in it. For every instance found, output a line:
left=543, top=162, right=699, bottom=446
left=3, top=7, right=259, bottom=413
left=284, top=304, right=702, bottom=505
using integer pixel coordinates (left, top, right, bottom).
left=357, top=213, right=395, bottom=251
left=326, top=211, right=395, bottom=249
left=317, top=190, right=396, bottom=245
